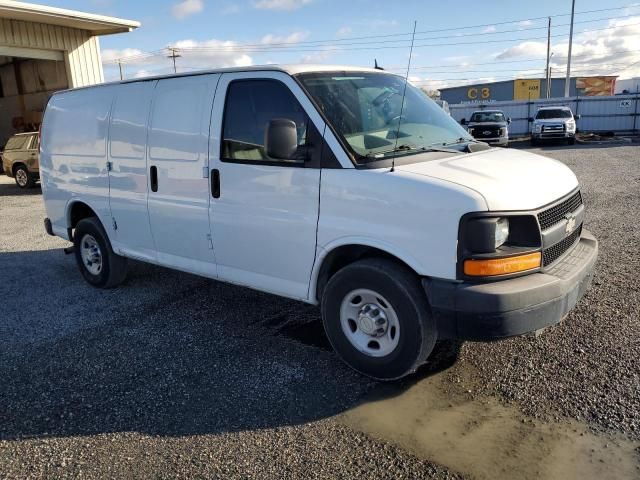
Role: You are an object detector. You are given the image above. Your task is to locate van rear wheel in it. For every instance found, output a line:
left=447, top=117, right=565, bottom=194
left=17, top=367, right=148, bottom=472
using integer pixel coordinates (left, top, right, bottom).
left=321, top=258, right=436, bottom=380
left=73, top=217, right=128, bottom=288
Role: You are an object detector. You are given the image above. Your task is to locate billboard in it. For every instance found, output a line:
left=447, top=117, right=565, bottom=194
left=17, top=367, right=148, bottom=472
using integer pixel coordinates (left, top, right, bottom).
left=576, top=76, right=616, bottom=96
left=514, top=79, right=541, bottom=100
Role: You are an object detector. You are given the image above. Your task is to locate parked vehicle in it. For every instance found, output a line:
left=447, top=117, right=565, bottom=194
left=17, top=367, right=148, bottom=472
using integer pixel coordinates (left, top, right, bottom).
left=460, top=110, right=510, bottom=146
left=40, top=65, right=598, bottom=380
left=530, top=106, right=580, bottom=145
left=2, top=132, right=40, bottom=188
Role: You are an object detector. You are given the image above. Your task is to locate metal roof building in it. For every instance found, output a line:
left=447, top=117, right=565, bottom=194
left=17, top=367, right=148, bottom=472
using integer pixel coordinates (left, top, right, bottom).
left=0, top=0, right=139, bottom=145
left=439, top=76, right=617, bottom=105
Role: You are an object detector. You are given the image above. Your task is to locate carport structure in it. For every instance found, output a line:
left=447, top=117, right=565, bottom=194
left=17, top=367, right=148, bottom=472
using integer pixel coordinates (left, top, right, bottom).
left=0, top=0, right=139, bottom=145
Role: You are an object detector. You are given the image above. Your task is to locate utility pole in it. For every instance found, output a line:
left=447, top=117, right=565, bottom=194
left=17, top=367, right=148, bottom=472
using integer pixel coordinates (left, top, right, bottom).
left=117, top=60, right=123, bottom=80
left=564, top=0, right=576, bottom=97
left=167, top=47, right=181, bottom=73
left=547, top=53, right=554, bottom=98
left=545, top=17, right=551, bottom=98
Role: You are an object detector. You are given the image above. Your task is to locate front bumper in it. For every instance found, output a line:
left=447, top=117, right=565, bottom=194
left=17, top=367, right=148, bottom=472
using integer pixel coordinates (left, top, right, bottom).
left=424, top=229, right=598, bottom=340
left=533, top=131, right=575, bottom=139
left=477, top=136, right=508, bottom=146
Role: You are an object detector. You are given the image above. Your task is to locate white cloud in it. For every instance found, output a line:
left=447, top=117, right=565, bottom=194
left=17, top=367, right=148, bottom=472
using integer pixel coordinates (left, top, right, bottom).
left=496, top=41, right=548, bottom=60
left=336, top=26, right=352, bottom=37
left=495, top=16, right=640, bottom=79
left=134, top=69, right=153, bottom=78
left=300, top=45, right=339, bottom=64
left=259, top=31, right=309, bottom=45
left=482, top=26, right=496, bottom=34
left=518, top=20, right=533, bottom=28
left=172, top=0, right=204, bottom=19
left=254, top=0, right=312, bottom=11
left=101, top=48, right=149, bottom=63
left=169, top=39, right=253, bottom=68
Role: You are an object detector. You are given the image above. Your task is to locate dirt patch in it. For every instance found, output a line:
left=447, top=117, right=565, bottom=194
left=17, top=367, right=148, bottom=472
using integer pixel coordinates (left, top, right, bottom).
left=340, top=368, right=639, bottom=480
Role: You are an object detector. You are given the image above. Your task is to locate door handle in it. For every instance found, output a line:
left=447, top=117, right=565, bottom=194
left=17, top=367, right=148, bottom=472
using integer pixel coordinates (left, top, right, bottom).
left=150, top=165, right=158, bottom=192
left=211, top=169, right=220, bottom=198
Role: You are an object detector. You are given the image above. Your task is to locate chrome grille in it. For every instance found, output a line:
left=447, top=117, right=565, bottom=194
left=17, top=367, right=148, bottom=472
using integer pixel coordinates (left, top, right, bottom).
left=543, top=225, right=582, bottom=266
left=538, top=191, right=583, bottom=230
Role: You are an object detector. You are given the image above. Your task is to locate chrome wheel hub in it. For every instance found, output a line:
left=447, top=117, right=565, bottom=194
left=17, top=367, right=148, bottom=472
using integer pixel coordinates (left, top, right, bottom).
left=340, top=288, right=400, bottom=358
left=16, top=170, right=28, bottom=186
left=357, top=304, right=388, bottom=337
left=80, top=234, right=103, bottom=276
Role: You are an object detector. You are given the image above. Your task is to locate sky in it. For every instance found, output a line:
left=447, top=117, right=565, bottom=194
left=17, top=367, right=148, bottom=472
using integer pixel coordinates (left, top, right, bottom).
left=38, top=0, right=640, bottom=88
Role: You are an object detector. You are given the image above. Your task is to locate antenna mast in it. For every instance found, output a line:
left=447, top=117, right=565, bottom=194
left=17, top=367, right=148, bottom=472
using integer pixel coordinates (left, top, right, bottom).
left=390, top=21, right=417, bottom=173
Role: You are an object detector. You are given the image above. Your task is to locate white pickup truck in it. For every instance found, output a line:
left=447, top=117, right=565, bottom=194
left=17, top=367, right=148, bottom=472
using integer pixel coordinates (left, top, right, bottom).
left=40, top=65, right=597, bottom=380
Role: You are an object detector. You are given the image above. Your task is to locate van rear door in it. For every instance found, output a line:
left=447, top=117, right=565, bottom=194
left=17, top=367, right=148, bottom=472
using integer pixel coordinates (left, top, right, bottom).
left=146, top=74, right=220, bottom=275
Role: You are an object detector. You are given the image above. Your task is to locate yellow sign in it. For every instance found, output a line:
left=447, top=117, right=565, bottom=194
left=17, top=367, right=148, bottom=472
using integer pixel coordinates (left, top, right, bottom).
left=467, top=86, right=491, bottom=100
left=514, top=79, right=541, bottom=100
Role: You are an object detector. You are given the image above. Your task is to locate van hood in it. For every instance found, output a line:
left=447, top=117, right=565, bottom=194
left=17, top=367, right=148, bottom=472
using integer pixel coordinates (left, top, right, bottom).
left=396, top=148, right=578, bottom=211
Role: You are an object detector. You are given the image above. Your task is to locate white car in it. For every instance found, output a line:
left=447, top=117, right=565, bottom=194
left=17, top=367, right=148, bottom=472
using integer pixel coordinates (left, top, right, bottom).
left=530, top=106, right=580, bottom=145
left=40, top=65, right=598, bottom=380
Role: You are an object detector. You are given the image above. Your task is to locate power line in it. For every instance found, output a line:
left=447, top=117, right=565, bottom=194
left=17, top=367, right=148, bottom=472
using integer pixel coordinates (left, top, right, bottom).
left=160, top=21, right=639, bottom=55
left=384, top=49, right=639, bottom=70
left=103, top=5, right=640, bottom=63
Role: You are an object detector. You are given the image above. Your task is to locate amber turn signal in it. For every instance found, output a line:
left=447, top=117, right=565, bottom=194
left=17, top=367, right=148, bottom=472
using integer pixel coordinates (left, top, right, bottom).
left=464, top=252, right=541, bottom=277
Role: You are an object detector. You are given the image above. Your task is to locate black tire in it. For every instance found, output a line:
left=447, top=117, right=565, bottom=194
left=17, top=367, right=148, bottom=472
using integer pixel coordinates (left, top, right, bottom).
left=321, top=258, right=437, bottom=380
left=568, top=137, right=576, bottom=145
left=73, top=217, right=128, bottom=288
left=530, top=137, right=537, bottom=146
left=14, top=165, right=35, bottom=189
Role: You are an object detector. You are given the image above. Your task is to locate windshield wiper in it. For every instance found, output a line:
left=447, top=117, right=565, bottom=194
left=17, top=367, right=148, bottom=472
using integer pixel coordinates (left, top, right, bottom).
left=364, top=143, right=459, bottom=159
left=438, top=137, right=478, bottom=147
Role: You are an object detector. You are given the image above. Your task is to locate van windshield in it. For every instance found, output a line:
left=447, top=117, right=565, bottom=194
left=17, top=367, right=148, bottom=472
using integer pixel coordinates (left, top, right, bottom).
left=296, top=72, right=473, bottom=164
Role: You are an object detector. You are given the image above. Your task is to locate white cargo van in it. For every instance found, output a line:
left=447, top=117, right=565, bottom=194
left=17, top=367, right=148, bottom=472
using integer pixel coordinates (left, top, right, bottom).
left=40, top=65, right=598, bottom=380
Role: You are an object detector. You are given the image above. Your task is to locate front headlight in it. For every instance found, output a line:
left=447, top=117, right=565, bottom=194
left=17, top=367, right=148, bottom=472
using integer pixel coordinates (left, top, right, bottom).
left=566, top=121, right=575, bottom=131
left=464, top=217, right=510, bottom=253
left=459, top=215, right=542, bottom=278
left=495, top=217, right=509, bottom=248
left=534, top=124, right=542, bottom=133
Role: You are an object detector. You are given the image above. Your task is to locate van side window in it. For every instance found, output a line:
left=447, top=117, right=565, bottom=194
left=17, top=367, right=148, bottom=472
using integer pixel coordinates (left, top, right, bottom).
left=222, top=80, right=308, bottom=164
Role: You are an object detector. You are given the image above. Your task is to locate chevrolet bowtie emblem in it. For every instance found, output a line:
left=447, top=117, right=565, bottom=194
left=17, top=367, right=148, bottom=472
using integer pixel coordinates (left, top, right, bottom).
left=565, top=214, right=576, bottom=235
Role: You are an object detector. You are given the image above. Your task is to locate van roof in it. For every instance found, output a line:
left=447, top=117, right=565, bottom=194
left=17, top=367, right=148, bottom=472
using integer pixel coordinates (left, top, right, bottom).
left=537, top=105, right=571, bottom=110
left=54, top=64, right=395, bottom=94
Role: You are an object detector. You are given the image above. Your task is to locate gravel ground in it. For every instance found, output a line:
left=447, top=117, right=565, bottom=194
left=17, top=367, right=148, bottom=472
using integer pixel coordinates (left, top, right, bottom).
left=454, top=143, right=640, bottom=440
left=0, top=175, right=458, bottom=478
left=0, top=143, right=638, bottom=478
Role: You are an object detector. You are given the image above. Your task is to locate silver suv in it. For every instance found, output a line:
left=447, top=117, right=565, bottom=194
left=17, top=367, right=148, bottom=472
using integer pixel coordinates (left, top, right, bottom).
left=2, top=132, right=40, bottom=188
left=530, top=106, right=580, bottom=146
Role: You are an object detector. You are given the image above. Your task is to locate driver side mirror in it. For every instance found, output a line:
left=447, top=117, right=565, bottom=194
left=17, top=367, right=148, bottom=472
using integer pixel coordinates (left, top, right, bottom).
left=528, top=117, right=534, bottom=122
left=460, top=118, right=467, bottom=125
left=265, top=118, right=298, bottom=160
left=575, top=114, right=581, bottom=120
left=507, top=117, right=512, bottom=124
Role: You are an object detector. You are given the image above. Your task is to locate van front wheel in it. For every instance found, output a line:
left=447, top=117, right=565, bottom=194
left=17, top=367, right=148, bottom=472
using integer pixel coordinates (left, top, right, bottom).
left=321, top=258, right=436, bottom=380
left=73, top=217, right=128, bottom=288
